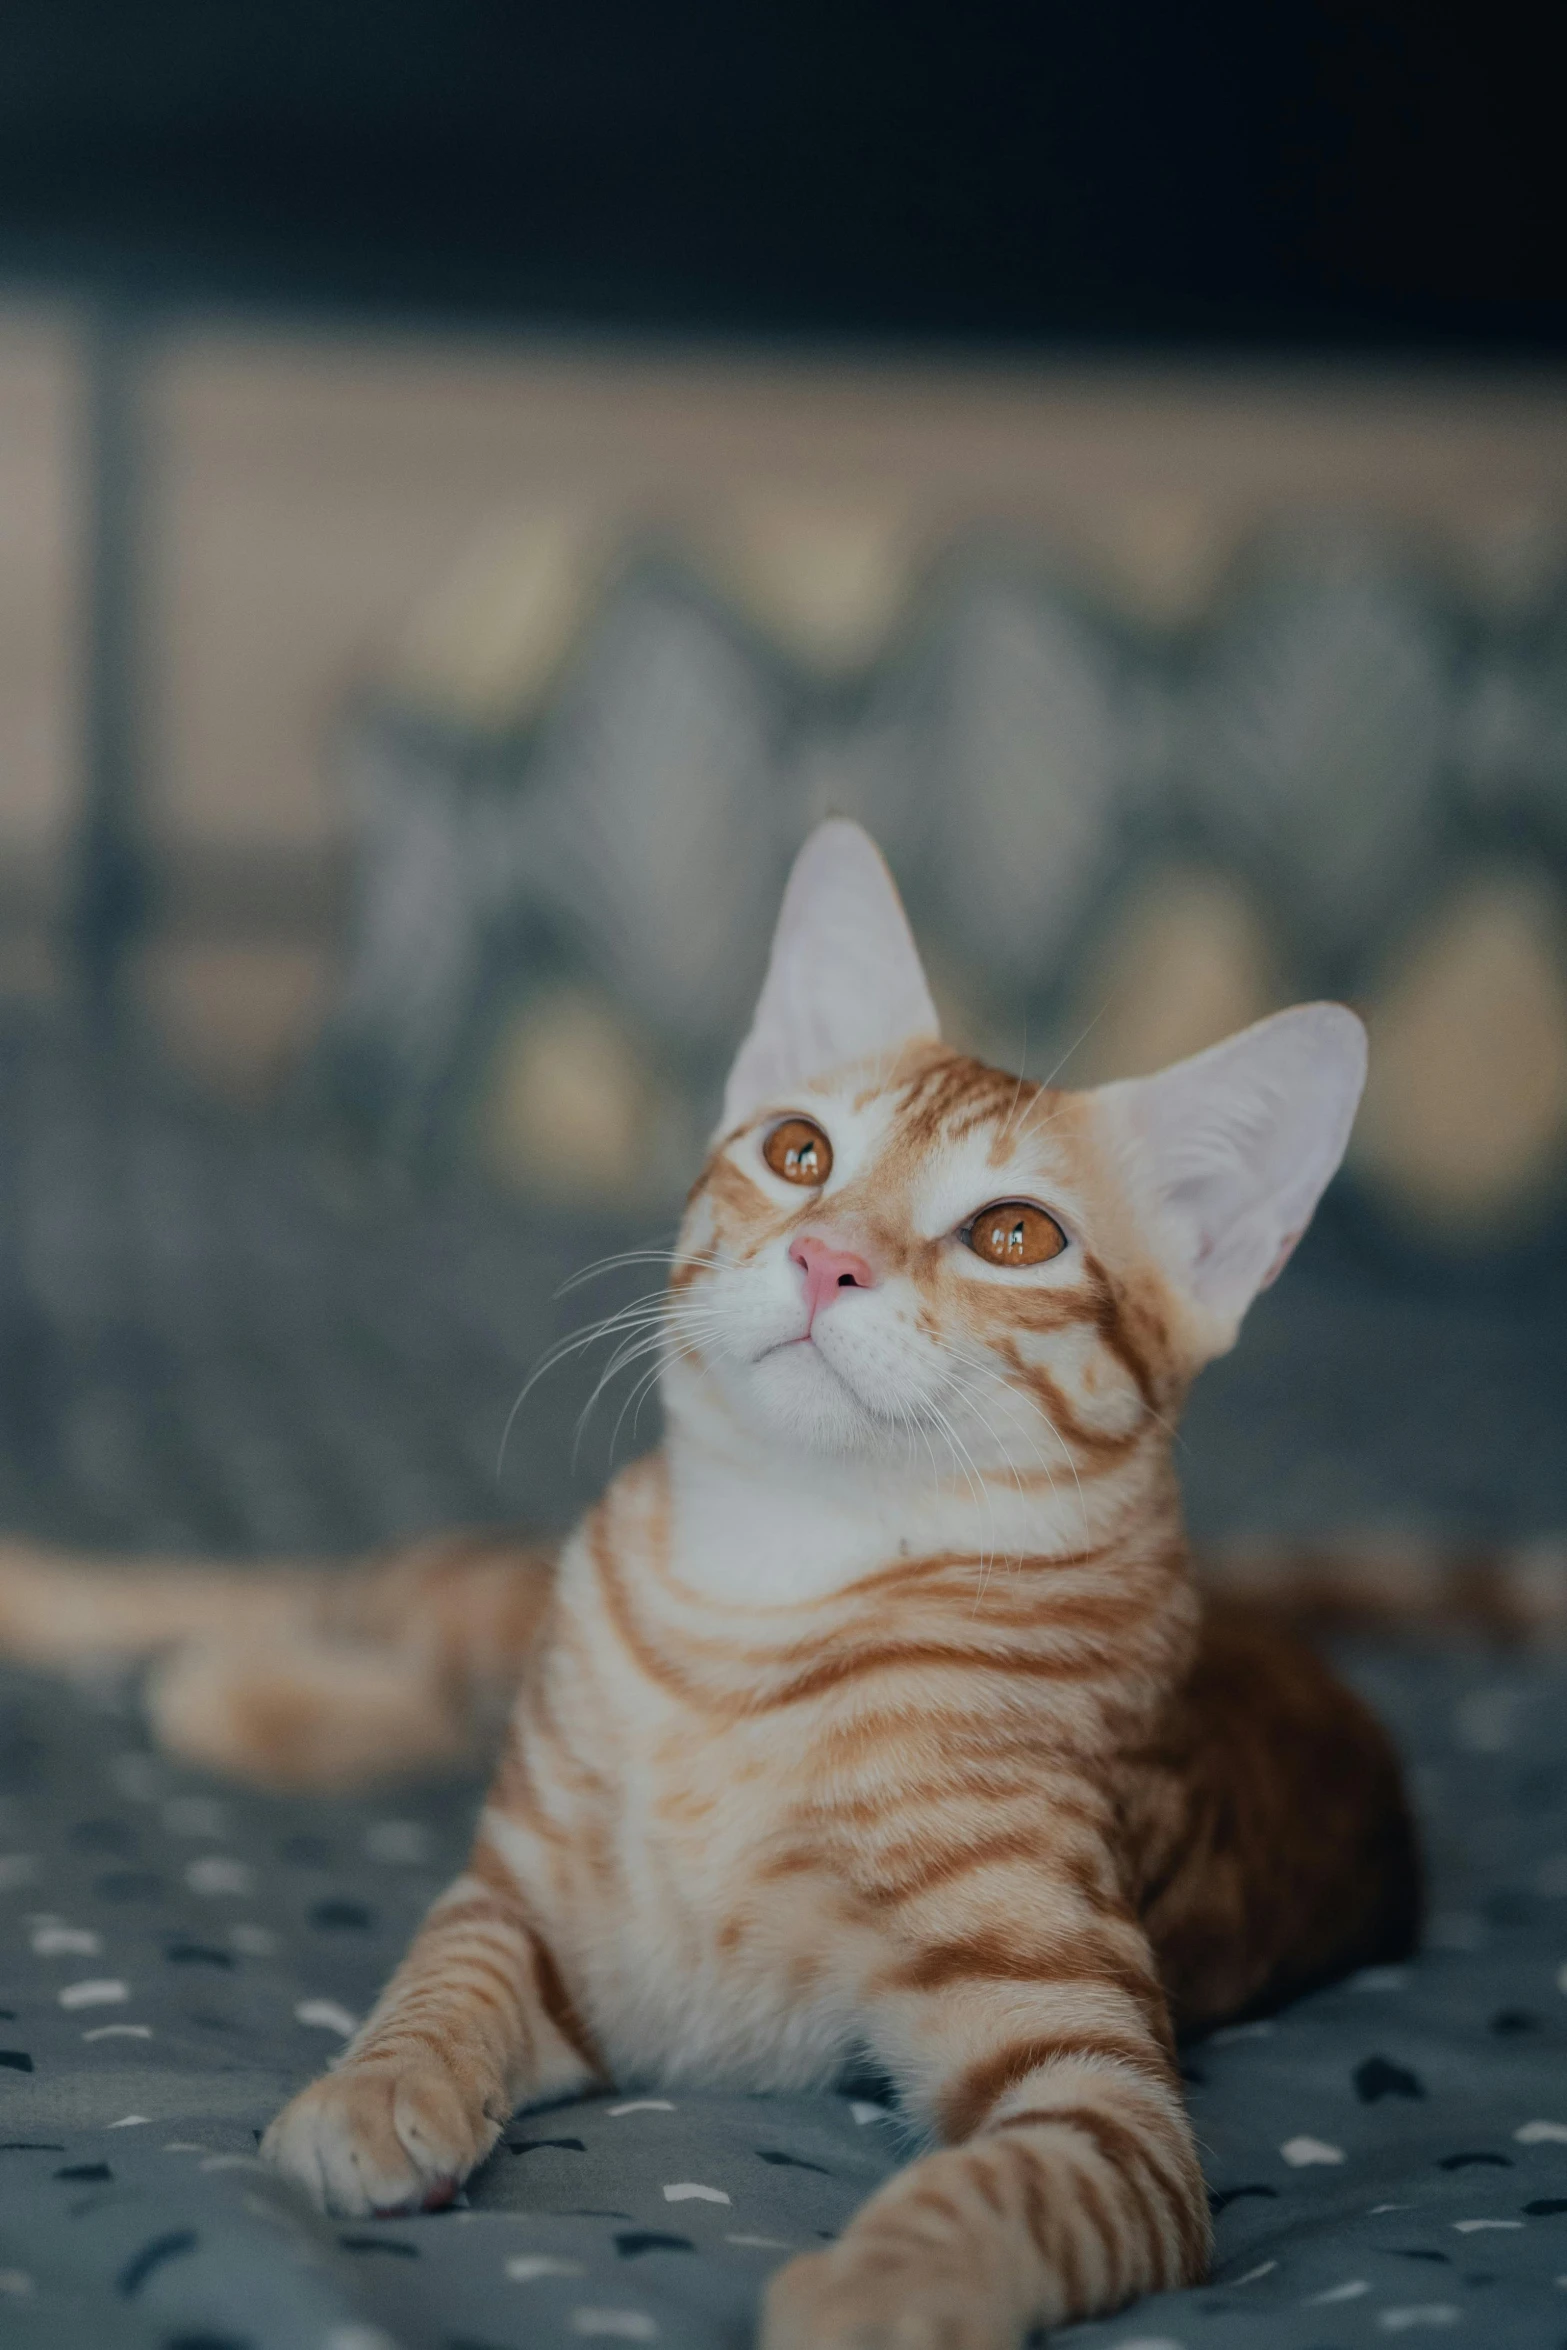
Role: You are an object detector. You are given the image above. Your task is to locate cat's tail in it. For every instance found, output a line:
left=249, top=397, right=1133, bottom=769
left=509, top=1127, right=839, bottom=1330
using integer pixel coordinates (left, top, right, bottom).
left=0, top=1528, right=556, bottom=1791
left=1196, top=1533, right=1567, bottom=1645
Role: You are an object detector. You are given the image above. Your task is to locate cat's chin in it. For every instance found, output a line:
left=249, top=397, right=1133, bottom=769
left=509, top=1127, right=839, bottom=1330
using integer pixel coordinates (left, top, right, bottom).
left=736, top=1336, right=893, bottom=1461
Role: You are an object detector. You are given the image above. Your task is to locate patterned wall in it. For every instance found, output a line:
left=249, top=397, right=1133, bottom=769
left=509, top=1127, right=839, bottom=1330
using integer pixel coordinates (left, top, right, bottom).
left=313, top=519, right=1567, bottom=1243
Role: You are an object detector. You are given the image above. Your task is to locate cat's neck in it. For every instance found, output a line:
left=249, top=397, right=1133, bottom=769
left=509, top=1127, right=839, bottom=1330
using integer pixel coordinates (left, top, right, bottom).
left=658, top=1393, right=1179, bottom=1612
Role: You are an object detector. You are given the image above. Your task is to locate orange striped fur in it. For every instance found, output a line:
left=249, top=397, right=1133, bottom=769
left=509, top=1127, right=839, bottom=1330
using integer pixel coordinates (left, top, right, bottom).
left=0, top=824, right=1424, bottom=2348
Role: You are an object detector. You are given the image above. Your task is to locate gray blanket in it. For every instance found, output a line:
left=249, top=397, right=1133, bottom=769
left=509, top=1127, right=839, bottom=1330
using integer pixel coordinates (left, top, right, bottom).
left=2, top=1016, right=1566, bottom=2347
left=7, top=1648, right=1567, bottom=2348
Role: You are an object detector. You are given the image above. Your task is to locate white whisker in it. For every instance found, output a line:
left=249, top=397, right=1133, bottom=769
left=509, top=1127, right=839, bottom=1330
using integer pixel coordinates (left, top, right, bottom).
left=998, top=1010, right=1030, bottom=1142
left=500, top=1281, right=730, bottom=1476
left=935, top=1337, right=1092, bottom=1591
left=555, top=1245, right=726, bottom=1299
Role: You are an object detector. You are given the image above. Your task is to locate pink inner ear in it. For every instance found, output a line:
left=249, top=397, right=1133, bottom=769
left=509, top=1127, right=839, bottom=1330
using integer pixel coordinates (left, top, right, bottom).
left=1259, top=1230, right=1302, bottom=1291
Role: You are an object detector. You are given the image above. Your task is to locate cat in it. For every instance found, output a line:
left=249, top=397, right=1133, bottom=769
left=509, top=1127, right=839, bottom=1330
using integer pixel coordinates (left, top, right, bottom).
left=0, top=819, right=1420, bottom=2348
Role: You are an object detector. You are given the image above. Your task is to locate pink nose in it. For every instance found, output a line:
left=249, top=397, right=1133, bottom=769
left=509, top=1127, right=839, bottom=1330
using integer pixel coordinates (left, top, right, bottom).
left=789, top=1234, right=877, bottom=1329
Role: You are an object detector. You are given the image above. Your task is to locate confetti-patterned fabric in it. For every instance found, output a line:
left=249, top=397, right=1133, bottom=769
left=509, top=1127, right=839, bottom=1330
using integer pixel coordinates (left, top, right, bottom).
left=9, top=1652, right=1567, bottom=2348
left=2, top=1017, right=1567, bottom=2347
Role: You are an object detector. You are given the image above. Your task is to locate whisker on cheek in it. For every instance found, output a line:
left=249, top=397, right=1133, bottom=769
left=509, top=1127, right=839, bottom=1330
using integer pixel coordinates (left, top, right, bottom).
left=570, top=1304, right=740, bottom=1465
left=555, top=1245, right=729, bottom=1300
left=503, top=1271, right=744, bottom=1479
left=940, top=1336, right=1096, bottom=1555
left=915, top=1392, right=997, bottom=1575
left=498, top=1288, right=679, bottom=1474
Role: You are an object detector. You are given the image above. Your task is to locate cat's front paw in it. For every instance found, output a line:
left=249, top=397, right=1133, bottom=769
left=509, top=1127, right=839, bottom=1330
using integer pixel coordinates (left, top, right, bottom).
left=262, top=2060, right=501, bottom=2216
left=762, top=2245, right=1020, bottom=2350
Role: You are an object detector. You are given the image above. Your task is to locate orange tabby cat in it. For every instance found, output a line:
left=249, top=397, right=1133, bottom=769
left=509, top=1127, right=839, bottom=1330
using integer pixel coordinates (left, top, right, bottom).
left=0, top=822, right=1418, bottom=2347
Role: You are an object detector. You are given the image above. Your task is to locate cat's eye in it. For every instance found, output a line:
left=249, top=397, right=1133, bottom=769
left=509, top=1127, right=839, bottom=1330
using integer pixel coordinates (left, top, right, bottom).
left=763, top=1117, right=833, bottom=1186
left=964, top=1201, right=1067, bottom=1267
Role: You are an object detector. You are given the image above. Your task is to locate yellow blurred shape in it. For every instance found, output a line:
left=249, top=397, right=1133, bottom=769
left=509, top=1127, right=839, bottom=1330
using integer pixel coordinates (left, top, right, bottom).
left=138, top=938, right=329, bottom=1101
left=692, top=493, right=921, bottom=674
left=1066, top=866, right=1279, bottom=1085
left=390, top=509, right=613, bottom=725
left=1076, top=492, right=1236, bottom=628
left=477, top=986, right=668, bottom=1205
left=1355, top=870, right=1567, bottom=1232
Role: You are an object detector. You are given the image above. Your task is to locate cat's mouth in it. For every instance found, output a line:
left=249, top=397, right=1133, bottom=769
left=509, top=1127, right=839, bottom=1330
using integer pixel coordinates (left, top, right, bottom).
left=756, top=1303, right=864, bottom=1363
left=753, top=1326, right=880, bottom=1414
left=756, top=1330, right=820, bottom=1362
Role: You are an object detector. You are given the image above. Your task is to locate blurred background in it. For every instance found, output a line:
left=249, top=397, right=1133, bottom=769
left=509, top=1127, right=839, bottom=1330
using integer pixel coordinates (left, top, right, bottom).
left=0, top=2, right=1563, bottom=1557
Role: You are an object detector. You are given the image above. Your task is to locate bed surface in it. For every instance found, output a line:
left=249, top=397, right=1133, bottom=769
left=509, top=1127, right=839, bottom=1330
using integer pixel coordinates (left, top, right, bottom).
left=2, top=1016, right=1566, bottom=2349
left=9, top=1647, right=1567, bottom=2350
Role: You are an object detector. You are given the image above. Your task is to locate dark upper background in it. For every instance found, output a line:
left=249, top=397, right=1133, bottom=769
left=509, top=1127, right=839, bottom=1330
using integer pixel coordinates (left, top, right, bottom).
left=0, top=0, right=1560, bottom=351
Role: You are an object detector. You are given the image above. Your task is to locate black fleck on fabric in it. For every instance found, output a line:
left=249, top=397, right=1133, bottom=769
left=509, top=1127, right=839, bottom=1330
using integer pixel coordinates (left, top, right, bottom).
left=2, top=1020, right=1567, bottom=2345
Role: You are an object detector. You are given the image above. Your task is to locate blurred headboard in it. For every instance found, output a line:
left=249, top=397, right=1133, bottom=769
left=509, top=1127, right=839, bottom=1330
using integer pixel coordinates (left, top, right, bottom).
left=311, top=521, right=1567, bottom=1246
left=4, top=316, right=1564, bottom=1251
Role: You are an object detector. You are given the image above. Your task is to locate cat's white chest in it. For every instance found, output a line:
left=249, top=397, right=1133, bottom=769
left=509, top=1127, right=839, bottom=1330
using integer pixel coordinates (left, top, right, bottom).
left=570, top=1710, right=858, bottom=2094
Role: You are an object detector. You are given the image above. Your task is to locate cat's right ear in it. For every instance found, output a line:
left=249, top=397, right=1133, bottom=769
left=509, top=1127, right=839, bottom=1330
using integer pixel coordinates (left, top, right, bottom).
left=1094, top=1003, right=1367, bottom=1357
left=721, top=821, right=940, bottom=1130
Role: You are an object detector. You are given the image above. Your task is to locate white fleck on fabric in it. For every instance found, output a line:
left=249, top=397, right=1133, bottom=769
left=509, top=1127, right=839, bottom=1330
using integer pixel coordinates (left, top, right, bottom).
left=184, top=1856, right=255, bottom=1897
left=294, top=1999, right=360, bottom=2037
left=57, top=1979, right=129, bottom=2009
left=1280, top=2135, right=1345, bottom=2166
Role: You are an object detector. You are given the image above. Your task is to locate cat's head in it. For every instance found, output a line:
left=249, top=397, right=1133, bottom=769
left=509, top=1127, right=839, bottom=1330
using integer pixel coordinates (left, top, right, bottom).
left=666, top=821, right=1364, bottom=1484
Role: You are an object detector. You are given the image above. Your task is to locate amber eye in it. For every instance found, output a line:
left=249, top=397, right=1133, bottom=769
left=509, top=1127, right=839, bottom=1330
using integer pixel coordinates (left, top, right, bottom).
left=964, top=1201, right=1067, bottom=1267
left=763, top=1116, right=833, bottom=1186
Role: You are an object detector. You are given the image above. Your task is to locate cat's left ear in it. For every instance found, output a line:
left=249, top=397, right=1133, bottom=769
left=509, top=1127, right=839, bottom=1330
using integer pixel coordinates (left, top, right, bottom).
left=1094, top=1004, right=1367, bottom=1351
left=721, top=821, right=940, bottom=1129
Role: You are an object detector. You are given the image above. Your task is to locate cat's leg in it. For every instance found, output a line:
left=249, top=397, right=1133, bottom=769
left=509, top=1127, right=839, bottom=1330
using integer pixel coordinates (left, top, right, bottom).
left=263, top=1837, right=600, bottom=2216
left=763, top=1892, right=1207, bottom=2350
